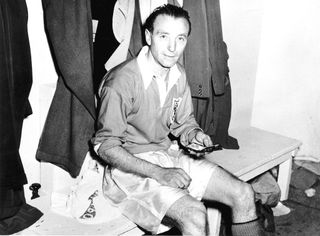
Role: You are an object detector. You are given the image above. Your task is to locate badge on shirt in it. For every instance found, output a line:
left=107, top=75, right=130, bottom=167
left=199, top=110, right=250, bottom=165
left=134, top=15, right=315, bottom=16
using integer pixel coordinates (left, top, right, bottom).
left=170, top=97, right=182, bottom=124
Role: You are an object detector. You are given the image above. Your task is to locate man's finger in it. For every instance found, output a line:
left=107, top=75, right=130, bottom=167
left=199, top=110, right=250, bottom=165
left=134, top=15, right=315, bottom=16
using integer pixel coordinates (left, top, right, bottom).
left=203, top=136, right=213, bottom=146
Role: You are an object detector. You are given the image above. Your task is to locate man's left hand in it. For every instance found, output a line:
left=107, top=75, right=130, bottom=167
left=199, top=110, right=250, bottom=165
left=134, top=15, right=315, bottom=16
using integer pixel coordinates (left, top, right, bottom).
left=187, top=131, right=213, bottom=156
left=189, top=130, right=212, bottom=147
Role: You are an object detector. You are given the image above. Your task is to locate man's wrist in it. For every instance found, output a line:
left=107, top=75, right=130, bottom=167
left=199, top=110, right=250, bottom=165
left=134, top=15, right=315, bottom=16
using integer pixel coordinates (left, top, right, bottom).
left=150, top=165, right=163, bottom=181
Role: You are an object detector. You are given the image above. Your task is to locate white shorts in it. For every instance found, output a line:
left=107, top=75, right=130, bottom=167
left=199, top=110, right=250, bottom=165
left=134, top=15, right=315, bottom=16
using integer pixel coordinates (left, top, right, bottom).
left=103, top=145, right=217, bottom=234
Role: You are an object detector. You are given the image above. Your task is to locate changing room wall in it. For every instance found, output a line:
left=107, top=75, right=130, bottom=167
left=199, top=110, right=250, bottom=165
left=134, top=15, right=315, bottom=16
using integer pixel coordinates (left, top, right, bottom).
left=220, top=0, right=264, bottom=130
left=221, top=0, right=320, bottom=159
left=251, top=0, right=320, bottom=159
left=21, top=0, right=57, bottom=199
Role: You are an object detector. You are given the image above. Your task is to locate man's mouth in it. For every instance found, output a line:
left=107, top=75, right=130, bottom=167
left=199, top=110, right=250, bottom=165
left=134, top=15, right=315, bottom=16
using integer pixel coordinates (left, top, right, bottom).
left=164, top=54, right=176, bottom=59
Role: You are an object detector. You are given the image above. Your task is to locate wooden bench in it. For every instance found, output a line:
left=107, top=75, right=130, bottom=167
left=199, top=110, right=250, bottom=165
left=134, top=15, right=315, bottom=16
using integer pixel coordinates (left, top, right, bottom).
left=24, top=126, right=301, bottom=236
left=205, top=126, right=302, bottom=236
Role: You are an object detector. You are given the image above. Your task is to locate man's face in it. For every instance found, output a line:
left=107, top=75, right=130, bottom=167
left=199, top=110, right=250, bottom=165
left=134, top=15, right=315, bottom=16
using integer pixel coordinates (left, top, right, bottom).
left=145, top=14, right=189, bottom=70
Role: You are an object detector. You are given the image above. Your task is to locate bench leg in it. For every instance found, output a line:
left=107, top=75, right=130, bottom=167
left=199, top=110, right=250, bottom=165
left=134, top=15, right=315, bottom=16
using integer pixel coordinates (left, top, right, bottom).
left=207, top=207, right=221, bottom=236
left=277, top=153, right=294, bottom=201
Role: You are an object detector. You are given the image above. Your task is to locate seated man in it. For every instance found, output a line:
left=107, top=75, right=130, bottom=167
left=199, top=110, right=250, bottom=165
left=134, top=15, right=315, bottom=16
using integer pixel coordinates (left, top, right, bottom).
left=92, top=4, right=265, bottom=236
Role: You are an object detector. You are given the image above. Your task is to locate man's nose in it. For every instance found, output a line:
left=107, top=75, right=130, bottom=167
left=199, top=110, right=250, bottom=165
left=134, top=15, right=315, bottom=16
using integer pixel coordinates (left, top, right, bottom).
left=168, top=39, right=176, bottom=52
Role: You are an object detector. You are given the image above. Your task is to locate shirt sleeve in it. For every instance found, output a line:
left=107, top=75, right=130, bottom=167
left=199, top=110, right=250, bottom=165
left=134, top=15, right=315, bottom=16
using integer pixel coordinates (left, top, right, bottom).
left=91, top=75, right=131, bottom=153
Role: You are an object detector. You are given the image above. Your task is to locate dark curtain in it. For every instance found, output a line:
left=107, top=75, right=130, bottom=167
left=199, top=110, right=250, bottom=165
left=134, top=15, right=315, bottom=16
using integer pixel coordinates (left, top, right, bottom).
left=36, top=0, right=96, bottom=177
left=0, top=0, right=42, bottom=233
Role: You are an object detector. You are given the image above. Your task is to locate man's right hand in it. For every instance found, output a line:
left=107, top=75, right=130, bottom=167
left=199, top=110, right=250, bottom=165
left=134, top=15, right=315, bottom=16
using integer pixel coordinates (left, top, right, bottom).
left=99, top=146, right=192, bottom=189
left=153, top=167, right=192, bottom=189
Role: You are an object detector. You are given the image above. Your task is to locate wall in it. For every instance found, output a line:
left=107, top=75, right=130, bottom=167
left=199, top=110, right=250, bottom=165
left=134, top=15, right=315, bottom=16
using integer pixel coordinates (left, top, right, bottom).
left=21, top=0, right=57, bottom=199
left=220, top=0, right=264, bottom=129
left=251, top=0, right=320, bottom=158
left=221, top=0, right=320, bottom=159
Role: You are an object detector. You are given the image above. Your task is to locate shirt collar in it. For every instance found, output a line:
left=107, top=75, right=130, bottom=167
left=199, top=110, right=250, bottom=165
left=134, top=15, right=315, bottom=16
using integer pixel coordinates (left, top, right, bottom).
left=137, top=46, right=181, bottom=90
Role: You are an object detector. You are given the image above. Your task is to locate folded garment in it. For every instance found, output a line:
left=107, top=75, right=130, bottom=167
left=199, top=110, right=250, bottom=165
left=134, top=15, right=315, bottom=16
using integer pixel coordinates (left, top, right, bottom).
left=250, top=171, right=281, bottom=207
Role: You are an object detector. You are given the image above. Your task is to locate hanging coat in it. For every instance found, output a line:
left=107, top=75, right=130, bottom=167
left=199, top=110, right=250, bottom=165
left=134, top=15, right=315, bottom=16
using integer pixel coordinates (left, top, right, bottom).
left=183, top=0, right=239, bottom=149
left=36, top=0, right=96, bottom=177
left=0, top=0, right=31, bottom=189
left=0, top=1, right=43, bottom=233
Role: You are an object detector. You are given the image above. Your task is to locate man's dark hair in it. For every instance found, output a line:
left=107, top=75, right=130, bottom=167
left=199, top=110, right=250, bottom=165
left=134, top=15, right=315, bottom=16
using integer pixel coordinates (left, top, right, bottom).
left=144, top=4, right=192, bottom=36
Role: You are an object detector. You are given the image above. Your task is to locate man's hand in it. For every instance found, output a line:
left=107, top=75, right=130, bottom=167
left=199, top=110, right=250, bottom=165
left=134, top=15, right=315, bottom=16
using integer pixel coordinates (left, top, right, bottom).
left=191, top=131, right=212, bottom=146
left=153, top=167, right=191, bottom=189
left=186, top=130, right=213, bottom=156
left=189, top=130, right=213, bottom=147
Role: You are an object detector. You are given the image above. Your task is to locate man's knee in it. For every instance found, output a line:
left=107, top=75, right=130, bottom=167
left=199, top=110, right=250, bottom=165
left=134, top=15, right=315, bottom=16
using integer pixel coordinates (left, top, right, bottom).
left=232, top=182, right=255, bottom=207
left=184, top=201, right=207, bottom=223
left=181, top=201, right=207, bottom=232
left=164, top=196, right=207, bottom=234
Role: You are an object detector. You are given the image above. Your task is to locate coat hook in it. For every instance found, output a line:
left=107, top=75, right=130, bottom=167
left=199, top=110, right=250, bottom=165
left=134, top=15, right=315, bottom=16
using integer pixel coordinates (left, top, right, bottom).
left=29, top=183, right=41, bottom=200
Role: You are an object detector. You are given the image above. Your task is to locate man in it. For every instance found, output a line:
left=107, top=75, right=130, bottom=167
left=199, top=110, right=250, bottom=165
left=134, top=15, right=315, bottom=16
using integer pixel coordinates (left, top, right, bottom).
left=92, top=4, right=265, bottom=236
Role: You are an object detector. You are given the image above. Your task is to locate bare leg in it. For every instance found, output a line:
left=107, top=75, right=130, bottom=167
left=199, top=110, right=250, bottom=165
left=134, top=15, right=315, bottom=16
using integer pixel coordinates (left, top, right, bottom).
left=202, top=166, right=265, bottom=235
left=163, top=195, right=207, bottom=235
left=203, top=166, right=257, bottom=223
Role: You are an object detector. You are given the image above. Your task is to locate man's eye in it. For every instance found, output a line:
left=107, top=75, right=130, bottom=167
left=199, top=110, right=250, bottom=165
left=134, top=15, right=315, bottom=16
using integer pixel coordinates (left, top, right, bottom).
left=160, top=35, right=167, bottom=39
left=178, top=37, right=186, bottom=42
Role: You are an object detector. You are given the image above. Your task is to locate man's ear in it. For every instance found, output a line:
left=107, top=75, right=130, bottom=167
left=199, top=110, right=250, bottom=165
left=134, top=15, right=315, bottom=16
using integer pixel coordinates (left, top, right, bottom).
left=145, top=29, right=152, bottom=46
